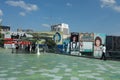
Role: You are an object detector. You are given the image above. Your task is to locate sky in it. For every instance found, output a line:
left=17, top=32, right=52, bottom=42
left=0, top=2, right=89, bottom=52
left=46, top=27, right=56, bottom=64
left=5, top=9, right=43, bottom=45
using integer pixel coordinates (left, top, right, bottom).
left=0, top=0, right=120, bottom=35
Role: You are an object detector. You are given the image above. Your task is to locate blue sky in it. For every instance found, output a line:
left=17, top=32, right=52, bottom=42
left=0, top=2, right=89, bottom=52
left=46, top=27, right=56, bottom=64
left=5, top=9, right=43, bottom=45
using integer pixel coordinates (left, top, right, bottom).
left=0, top=0, right=120, bottom=35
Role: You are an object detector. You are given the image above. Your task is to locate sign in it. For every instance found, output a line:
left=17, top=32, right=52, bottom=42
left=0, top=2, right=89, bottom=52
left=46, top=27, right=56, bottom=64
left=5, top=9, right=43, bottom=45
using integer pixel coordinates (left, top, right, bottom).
left=79, top=33, right=94, bottom=42
left=79, top=33, right=94, bottom=52
left=80, top=42, right=93, bottom=52
left=70, top=32, right=79, bottom=55
left=94, top=33, right=106, bottom=58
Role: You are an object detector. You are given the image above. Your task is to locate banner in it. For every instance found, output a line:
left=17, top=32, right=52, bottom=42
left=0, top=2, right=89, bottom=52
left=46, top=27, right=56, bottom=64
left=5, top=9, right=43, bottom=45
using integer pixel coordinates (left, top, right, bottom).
left=94, top=33, right=106, bottom=58
left=79, top=33, right=94, bottom=42
left=79, top=33, right=94, bottom=52
left=32, top=32, right=63, bottom=45
left=70, top=32, right=79, bottom=55
left=80, top=42, right=93, bottom=52
left=63, top=38, right=70, bottom=54
left=53, top=32, right=62, bottom=45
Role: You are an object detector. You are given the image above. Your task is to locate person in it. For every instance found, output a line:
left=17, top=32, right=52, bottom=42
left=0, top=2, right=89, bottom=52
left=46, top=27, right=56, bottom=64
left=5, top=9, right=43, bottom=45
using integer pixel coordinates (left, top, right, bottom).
left=29, top=44, right=32, bottom=53
left=32, top=43, right=36, bottom=52
left=94, top=36, right=102, bottom=57
left=101, top=45, right=107, bottom=60
left=15, top=44, right=19, bottom=53
left=28, top=44, right=30, bottom=52
left=11, top=42, right=15, bottom=53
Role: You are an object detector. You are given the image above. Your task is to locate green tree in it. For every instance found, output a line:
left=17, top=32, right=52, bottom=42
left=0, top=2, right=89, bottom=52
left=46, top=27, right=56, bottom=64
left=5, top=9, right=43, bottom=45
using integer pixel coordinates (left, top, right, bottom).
left=46, top=39, right=56, bottom=48
left=46, top=39, right=57, bottom=53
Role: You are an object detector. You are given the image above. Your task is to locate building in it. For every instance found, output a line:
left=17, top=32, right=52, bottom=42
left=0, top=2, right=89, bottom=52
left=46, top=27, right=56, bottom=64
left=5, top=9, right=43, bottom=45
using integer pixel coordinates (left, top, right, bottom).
left=0, top=27, right=33, bottom=48
left=3, top=31, right=33, bottom=48
left=0, top=26, right=10, bottom=39
left=0, top=26, right=10, bottom=32
left=17, top=28, right=34, bottom=33
left=51, top=23, right=69, bottom=35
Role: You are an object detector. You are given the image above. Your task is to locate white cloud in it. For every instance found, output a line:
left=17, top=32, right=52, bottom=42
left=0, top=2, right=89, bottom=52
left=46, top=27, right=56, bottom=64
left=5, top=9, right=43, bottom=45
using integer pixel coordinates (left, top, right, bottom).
left=41, top=24, right=50, bottom=28
left=6, top=0, right=38, bottom=16
left=6, top=0, right=38, bottom=11
left=100, top=0, right=120, bottom=12
left=66, top=3, right=72, bottom=7
left=0, top=9, right=3, bottom=16
left=19, top=12, right=26, bottom=16
left=113, top=6, right=120, bottom=12
left=101, top=0, right=116, bottom=6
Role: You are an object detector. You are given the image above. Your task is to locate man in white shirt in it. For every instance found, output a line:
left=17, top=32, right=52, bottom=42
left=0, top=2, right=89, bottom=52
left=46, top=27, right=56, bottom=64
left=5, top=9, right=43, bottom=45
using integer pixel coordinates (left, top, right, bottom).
left=101, top=45, right=107, bottom=60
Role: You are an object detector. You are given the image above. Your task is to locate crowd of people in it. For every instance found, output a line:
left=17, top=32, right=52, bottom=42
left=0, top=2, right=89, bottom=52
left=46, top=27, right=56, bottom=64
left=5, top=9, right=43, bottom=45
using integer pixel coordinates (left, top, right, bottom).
left=11, top=42, right=36, bottom=53
left=11, top=41, right=49, bottom=54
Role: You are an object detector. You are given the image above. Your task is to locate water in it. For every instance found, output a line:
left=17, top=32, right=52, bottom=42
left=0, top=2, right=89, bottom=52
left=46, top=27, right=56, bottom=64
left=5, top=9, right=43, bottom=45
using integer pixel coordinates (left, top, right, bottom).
left=0, top=48, right=120, bottom=80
